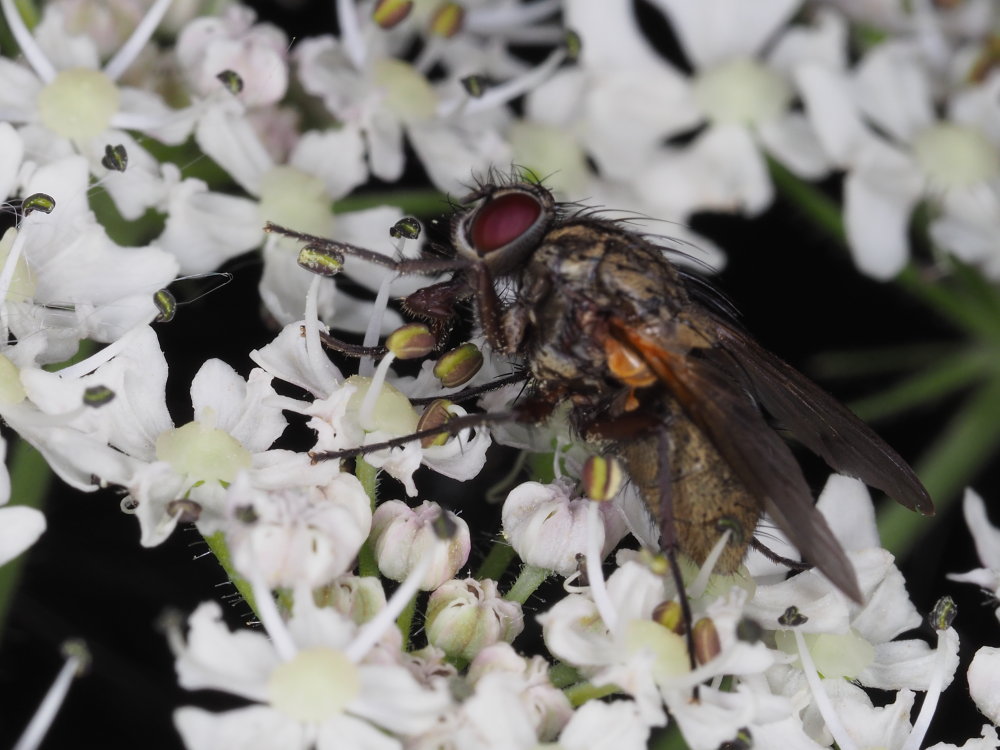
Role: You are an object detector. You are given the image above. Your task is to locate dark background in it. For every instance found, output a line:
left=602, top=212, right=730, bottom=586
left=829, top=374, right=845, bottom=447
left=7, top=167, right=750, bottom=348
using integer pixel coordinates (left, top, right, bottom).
left=1, top=1, right=996, bottom=748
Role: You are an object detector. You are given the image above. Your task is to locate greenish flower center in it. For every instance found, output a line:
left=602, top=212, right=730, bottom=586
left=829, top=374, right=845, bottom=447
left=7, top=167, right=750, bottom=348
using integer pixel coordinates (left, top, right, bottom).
left=0, top=228, right=37, bottom=304
left=154, top=420, right=252, bottom=483
left=624, top=618, right=690, bottom=681
left=346, top=375, right=419, bottom=435
left=372, top=59, right=436, bottom=123
left=268, top=647, right=361, bottom=722
left=36, top=68, right=120, bottom=141
left=0, top=355, right=26, bottom=405
left=912, top=123, right=1000, bottom=189
left=693, top=58, right=791, bottom=127
left=258, top=166, right=333, bottom=239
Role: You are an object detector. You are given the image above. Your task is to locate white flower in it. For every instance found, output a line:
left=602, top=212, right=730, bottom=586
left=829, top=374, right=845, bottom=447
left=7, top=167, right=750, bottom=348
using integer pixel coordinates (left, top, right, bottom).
left=225, top=463, right=373, bottom=589
left=967, top=646, right=1000, bottom=725
left=370, top=500, right=470, bottom=590
left=501, top=479, right=627, bottom=577
left=424, top=577, right=524, bottom=661
left=947, top=488, right=1000, bottom=617
left=172, top=599, right=452, bottom=749
left=5, top=155, right=179, bottom=363
left=798, top=44, right=1000, bottom=279
left=0, top=0, right=195, bottom=217
left=175, top=5, right=289, bottom=108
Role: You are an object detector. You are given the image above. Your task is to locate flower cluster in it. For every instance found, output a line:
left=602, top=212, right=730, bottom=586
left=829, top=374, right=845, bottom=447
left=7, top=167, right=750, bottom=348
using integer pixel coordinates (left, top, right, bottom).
left=2, top=1, right=1000, bottom=749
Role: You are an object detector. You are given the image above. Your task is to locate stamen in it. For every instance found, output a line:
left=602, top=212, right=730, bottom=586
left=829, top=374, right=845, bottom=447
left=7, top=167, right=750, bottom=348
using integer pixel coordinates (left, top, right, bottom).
left=0, top=226, right=29, bottom=343
left=900, top=628, right=956, bottom=750
left=688, top=529, right=732, bottom=599
left=465, top=0, right=561, bottom=32
left=585, top=498, right=617, bottom=633
left=303, top=276, right=333, bottom=385
left=250, top=576, right=298, bottom=662
left=359, top=275, right=392, bottom=378
left=794, top=630, right=859, bottom=750
left=56, top=324, right=147, bottom=379
left=442, top=45, right=566, bottom=117
left=0, top=0, right=56, bottom=82
left=344, top=548, right=434, bottom=662
left=358, top=352, right=396, bottom=431
left=13, top=640, right=90, bottom=750
left=336, top=0, right=367, bottom=71
left=103, top=0, right=174, bottom=81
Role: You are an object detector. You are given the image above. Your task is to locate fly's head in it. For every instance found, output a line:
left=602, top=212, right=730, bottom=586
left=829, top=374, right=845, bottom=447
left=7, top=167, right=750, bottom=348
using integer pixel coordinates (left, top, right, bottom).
left=449, top=180, right=556, bottom=278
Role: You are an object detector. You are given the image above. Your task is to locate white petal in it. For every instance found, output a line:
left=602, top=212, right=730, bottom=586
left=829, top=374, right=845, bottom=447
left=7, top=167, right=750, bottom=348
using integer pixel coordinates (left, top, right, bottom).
left=960, top=488, right=1000, bottom=570
left=195, top=101, right=274, bottom=196
left=815, top=475, right=879, bottom=552
left=795, top=63, right=872, bottom=166
left=174, top=705, right=307, bottom=750
left=650, top=0, right=803, bottom=67
left=0, top=122, right=24, bottom=202
left=564, top=0, right=666, bottom=68
left=757, top=113, right=830, bottom=179
left=968, top=646, right=1000, bottom=725
left=352, top=664, right=451, bottom=734
left=160, top=175, right=262, bottom=275
left=559, top=700, right=652, bottom=750
left=851, top=562, right=921, bottom=644
left=249, top=321, right=343, bottom=397
left=844, top=146, right=923, bottom=280
left=290, top=127, right=368, bottom=200
left=766, top=8, right=848, bottom=73
left=857, top=629, right=959, bottom=691
left=854, top=42, right=935, bottom=144
left=316, top=714, right=401, bottom=750
left=0, top=505, right=45, bottom=565
left=175, top=601, right=279, bottom=700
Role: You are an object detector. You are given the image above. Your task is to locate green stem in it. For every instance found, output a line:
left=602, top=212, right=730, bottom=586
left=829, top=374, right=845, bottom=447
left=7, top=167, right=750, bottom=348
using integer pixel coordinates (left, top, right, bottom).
left=768, top=158, right=1000, bottom=343
left=0, top=439, right=53, bottom=643
left=333, top=189, right=449, bottom=218
left=563, top=681, right=620, bottom=707
left=847, top=347, right=991, bottom=422
left=476, top=539, right=516, bottom=581
left=355, top=458, right=380, bottom=579
left=396, top=593, right=418, bottom=649
left=809, top=342, right=957, bottom=380
left=203, top=531, right=258, bottom=614
left=878, top=377, right=1000, bottom=556
left=503, top=564, right=549, bottom=605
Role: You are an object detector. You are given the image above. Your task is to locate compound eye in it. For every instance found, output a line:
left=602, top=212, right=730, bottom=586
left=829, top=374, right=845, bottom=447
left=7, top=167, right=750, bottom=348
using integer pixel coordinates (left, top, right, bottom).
left=469, top=191, right=543, bottom=255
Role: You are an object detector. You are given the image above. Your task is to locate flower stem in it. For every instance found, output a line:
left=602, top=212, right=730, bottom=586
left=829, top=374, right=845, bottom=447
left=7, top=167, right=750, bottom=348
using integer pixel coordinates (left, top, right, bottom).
left=203, top=531, right=258, bottom=614
left=355, top=458, right=380, bottom=578
left=476, top=539, right=516, bottom=581
left=503, top=564, right=549, bottom=604
left=333, top=189, right=448, bottom=218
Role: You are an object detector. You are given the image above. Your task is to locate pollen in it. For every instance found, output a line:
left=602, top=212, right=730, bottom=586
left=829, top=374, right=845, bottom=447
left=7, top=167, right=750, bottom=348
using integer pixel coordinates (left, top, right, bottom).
left=693, top=58, right=791, bottom=127
left=268, top=647, right=361, bottom=722
left=36, top=69, right=120, bottom=141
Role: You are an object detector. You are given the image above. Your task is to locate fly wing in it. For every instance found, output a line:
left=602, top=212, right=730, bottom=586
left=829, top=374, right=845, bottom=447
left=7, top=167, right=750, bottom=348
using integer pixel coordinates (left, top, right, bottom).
left=611, top=318, right=863, bottom=602
left=710, top=319, right=934, bottom=516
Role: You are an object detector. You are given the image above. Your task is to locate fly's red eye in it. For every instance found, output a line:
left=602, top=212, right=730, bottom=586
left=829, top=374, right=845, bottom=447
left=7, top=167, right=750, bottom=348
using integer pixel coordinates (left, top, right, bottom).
left=469, top=192, right=542, bottom=254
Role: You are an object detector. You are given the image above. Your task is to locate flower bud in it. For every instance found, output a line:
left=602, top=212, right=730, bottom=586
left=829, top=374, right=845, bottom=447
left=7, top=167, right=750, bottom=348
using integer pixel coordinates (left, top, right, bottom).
left=313, top=575, right=387, bottom=625
left=502, top=481, right=627, bottom=577
left=425, top=578, right=523, bottom=661
left=371, top=500, right=470, bottom=590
